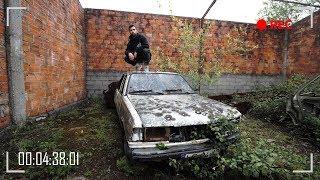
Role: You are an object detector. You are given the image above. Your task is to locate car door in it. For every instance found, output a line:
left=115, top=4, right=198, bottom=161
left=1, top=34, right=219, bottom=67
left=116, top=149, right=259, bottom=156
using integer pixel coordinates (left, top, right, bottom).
left=115, top=74, right=126, bottom=120
left=114, top=74, right=132, bottom=139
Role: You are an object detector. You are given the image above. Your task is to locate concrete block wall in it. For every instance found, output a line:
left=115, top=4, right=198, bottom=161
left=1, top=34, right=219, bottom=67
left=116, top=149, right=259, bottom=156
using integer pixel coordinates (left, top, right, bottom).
left=202, top=74, right=283, bottom=95
left=86, top=70, right=283, bottom=96
left=86, top=70, right=123, bottom=96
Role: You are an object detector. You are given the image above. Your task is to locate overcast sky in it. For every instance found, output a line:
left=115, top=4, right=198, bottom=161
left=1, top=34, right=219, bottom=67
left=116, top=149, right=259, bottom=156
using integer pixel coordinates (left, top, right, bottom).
left=79, top=0, right=268, bottom=23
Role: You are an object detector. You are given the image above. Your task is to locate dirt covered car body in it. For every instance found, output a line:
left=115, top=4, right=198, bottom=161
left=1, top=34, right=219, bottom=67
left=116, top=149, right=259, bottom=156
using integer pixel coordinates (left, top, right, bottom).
left=287, top=75, right=320, bottom=124
left=114, top=72, right=241, bottom=160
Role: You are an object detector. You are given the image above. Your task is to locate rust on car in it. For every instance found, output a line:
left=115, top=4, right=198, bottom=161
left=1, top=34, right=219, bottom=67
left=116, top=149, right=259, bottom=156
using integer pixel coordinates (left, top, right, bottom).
left=287, top=75, right=320, bottom=124
left=113, top=71, right=241, bottom=160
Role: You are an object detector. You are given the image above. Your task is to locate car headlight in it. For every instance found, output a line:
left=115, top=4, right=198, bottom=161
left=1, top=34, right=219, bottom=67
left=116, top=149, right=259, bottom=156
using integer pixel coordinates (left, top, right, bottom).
left=132, top=128, right=143, bottom=141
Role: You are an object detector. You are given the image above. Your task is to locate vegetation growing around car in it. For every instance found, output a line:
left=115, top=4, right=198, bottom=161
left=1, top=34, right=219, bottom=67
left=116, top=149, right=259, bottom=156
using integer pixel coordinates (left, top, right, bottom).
left=233, top=74, right=320, bottom=146
left=168, top=115, right=239, bottom=178
left=189, top=115, right=239, bottom=150
left=169, top=117, right=320, bottom=179
left=0, top=97, right=124, bottom=179
left=156, top=142, right=169, bottom=150
left=1, top=96, right=319, bottom=179
left=116, top=156, right=145, bottom=176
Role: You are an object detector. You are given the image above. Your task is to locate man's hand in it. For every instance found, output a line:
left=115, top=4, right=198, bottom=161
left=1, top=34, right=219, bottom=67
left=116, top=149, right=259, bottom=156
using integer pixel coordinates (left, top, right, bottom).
left=128, top=53, right=135, bottom=61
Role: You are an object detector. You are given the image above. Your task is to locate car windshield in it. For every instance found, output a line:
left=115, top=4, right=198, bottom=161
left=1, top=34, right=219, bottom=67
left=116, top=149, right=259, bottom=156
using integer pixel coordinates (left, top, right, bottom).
left=127, top=73, right=195, bottom=95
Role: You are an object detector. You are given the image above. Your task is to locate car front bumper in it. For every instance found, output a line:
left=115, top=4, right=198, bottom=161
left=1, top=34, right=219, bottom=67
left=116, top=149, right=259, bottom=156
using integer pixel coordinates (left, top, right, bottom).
left=127, top=135, right=238, bottom=161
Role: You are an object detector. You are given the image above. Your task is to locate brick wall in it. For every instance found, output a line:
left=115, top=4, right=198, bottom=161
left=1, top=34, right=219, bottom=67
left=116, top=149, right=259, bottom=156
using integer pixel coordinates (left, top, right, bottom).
left=85, top=9, right=285, bottom=96
left=85, top=9, right=284, bottom=74
left=287, top=10, right=320, bottom=75
left=22, top=0, right=86, bottom=117
left=0, top=0, right=10, bottom=127
left=1, top=4, right=319, bottom=127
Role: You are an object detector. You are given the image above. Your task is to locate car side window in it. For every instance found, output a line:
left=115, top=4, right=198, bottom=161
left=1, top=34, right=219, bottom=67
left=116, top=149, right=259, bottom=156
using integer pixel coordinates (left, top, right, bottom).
left=119, top=75, right=127, bottom=94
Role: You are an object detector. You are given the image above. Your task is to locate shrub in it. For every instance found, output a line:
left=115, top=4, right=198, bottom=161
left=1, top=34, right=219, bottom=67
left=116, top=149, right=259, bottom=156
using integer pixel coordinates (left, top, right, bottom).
left=169, top=116, right=238, bottom=179
left=219, top=139, right=308, bottom=179
left=234, top=74, right=320, bottom=145
left=116, top=156, right=145, bottom=176
left=169, top=137, right=315, bottom=179
left=302, top=114, right=320, bottom=146
left=250, top=97, right=287, bottom=121
left=234, top=74, right=309, bottom=121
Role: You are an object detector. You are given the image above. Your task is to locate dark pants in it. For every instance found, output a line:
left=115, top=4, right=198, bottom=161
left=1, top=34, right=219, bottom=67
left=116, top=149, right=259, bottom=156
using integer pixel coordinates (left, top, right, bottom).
left=124, top=48, right=151, bottom=66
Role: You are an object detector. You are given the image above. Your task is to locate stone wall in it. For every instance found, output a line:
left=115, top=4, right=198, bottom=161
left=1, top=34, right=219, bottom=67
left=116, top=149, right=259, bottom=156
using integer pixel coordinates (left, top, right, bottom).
left=86, top=70, right=283, bottom=96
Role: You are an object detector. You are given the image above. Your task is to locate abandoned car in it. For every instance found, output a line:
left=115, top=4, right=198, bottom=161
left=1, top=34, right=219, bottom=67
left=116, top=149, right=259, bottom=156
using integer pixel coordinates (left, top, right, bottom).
left=287, top=75, right=320, bottom=124
left=114, top=72, right=242, bottom=160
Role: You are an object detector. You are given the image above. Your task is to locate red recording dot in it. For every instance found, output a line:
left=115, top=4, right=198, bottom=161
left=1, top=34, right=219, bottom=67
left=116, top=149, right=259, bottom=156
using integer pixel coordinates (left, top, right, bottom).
left=256, top=19, right=267, bottom=31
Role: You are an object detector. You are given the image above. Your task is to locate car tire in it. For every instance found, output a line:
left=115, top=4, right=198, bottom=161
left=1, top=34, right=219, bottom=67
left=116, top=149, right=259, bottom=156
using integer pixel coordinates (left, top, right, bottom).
left=123, top=135, right=133, bottom=161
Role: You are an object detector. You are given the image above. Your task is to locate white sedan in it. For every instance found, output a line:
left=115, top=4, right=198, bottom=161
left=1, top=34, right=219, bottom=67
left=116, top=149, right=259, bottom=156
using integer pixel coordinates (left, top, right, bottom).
left=114, top=71, right=241, bottom=160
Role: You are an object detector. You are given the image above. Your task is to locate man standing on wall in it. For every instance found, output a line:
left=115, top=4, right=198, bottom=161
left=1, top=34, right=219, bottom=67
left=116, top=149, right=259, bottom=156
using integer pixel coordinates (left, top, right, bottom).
left=124, top=25, right=151, bottom=71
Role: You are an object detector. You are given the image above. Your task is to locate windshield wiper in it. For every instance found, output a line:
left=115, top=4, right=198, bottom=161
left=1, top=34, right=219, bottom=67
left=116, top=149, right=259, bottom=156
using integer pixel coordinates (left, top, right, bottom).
left=183, top=91, right=195, bottom=94
left=129, top=90, right=153, bottom=94
left=164, top=89, right=183, bottom=92
left=164, top=89, right=196, bottom=94
left=129, top=90, right=164, bottom=95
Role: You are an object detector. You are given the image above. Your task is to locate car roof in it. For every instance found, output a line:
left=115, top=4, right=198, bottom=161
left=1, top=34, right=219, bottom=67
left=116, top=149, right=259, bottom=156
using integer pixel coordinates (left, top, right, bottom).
left=125, top=71, right=179, bottom=76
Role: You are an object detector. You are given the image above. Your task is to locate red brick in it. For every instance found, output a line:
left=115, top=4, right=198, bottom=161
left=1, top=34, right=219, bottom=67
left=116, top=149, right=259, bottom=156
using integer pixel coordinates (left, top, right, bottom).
left=22, top=0, right=86, bottom=117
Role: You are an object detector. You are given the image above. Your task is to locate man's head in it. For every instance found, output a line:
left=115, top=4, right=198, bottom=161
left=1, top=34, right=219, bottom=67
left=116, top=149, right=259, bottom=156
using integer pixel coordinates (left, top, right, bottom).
left=129, top=25, right=137, bottom=36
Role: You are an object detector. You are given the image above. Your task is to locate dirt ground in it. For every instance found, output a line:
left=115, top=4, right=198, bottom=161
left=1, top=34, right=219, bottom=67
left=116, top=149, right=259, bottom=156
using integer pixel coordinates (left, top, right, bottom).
left=0, top=97, right=319, bottom=179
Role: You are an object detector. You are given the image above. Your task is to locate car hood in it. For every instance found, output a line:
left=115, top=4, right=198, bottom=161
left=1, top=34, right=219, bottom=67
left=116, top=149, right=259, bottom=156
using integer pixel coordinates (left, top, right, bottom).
left=127, top=94, right=241, bottom=127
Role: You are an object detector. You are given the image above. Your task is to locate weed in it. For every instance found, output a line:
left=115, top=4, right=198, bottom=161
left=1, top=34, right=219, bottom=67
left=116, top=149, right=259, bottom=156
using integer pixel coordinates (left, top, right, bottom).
left=116, top=156, right=145, bottom=176
left=18, top=139, right=33, bottom=151
left=169, top=116, right=320, bottom=179
left=156, top=142, right=168, bottom=150
left=84, top=170, right=92, bottom=177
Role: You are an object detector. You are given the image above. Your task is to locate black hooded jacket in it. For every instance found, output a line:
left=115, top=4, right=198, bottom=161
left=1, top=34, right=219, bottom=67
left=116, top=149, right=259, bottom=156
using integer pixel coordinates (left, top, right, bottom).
left=125, top=33, right=149, bottom=55
left=124, top=33, right=151, bottom=65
